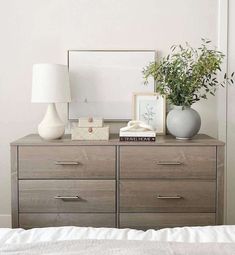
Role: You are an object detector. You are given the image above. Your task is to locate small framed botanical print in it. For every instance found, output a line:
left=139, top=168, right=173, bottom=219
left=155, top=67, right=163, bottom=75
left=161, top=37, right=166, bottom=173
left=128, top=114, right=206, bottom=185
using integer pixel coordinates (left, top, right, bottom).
left=132, top=92, right=166, bottom=135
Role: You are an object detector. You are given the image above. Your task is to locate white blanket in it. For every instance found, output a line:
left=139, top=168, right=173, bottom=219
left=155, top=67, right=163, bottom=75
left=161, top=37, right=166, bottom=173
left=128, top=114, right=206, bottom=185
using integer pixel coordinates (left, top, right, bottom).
left=1, top=239, right=235, bottom=255
left=1, top=225, right=235, bottom=245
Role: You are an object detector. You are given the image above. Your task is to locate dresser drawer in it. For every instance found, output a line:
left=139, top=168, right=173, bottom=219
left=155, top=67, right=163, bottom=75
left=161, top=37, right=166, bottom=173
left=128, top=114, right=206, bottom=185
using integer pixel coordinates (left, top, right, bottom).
left=120, top=146, right=216, bottom=179
left=19, top=213, right=116, bottom=229
left=120, top=213, right=215, bottom=230
left=19, top=180, right=115, bottom=213
left=120, top=180, right=216, bottom=212
left=19, top=146, right=115, bottom=179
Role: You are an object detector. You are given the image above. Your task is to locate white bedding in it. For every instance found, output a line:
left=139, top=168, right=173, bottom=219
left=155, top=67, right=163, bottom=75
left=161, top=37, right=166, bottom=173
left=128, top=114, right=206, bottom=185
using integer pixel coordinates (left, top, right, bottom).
left=0, top=225, right=235, bottom=245
left=1, top=239, right=235, bottom=255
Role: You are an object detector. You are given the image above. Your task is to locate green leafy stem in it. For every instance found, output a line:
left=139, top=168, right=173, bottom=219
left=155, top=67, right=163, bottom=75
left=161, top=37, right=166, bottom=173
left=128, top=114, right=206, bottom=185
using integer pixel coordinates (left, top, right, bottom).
left=143, top=39, right=234, bottom=107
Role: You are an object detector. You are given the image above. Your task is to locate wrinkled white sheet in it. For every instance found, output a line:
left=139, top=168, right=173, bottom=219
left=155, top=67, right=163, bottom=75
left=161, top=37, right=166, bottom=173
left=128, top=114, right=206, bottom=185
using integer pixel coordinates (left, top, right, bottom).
left=1, top=239, right=235, bottom=255
left=0, top=225, right=235, bottom=245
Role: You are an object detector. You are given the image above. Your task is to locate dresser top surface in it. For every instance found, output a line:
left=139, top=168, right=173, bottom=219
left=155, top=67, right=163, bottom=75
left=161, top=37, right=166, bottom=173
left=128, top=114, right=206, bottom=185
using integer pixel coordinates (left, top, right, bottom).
left=11, top=134, right=225, bottom=146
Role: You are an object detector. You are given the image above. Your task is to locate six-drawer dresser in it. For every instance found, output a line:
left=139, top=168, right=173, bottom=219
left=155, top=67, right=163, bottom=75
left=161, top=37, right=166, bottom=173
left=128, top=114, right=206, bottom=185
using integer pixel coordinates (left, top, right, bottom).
left=11, top=134, right=225, bottom=230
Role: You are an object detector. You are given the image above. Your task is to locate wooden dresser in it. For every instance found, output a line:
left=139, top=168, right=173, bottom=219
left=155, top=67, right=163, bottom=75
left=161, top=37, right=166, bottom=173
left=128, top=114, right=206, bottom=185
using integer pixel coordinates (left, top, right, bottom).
left=11, top=134, right=225, bottom=230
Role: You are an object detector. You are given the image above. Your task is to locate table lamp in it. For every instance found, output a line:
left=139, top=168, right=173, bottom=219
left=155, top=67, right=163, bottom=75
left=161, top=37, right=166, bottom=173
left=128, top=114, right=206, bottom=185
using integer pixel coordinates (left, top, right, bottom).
left=31, top=63, right=71, bottom=140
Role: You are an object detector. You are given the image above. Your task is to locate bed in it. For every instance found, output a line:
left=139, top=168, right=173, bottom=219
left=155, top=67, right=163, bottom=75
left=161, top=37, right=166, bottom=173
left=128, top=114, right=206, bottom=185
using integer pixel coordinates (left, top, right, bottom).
left=0, top=225, right=235, bottom=254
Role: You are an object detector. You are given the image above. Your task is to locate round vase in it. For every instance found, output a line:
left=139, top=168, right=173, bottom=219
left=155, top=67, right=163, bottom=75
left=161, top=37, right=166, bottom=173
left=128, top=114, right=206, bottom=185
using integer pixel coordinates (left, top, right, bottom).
left=167, top=106, right=201, bottom=139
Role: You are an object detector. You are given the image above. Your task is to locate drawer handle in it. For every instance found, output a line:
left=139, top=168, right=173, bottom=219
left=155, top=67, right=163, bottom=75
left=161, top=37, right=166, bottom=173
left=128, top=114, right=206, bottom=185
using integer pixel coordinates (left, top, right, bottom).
left=54, top=196, right=82, bottom=201
left=157, top=195, right=183, bottom=199
left=55, top=161, right=80, bottom=165
left=156, top=161, right=182, bottom=165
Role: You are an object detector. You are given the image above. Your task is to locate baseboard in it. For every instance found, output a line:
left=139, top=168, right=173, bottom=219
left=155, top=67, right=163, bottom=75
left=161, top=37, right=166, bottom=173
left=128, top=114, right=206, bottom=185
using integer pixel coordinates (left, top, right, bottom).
left=0, top=214, right=11, bottom=228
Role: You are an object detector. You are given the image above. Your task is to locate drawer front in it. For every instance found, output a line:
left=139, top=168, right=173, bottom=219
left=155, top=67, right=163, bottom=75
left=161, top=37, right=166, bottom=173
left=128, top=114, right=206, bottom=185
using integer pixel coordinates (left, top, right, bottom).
left=120, top=180, right=216, bottom=212
left=19, top=213, right=116, bottom=229
left=19, top=146, right=115, bottom=179
left=120, top=146, right=216, bottom=179
left=120, top=213, right=216, bottom=230
left=19, top=180, right=115, bottom=213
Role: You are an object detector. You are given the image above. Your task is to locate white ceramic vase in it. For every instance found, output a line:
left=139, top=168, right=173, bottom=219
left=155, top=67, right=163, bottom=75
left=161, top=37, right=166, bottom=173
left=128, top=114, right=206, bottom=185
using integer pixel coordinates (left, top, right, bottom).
left=167, top=106, right=201, bottom=139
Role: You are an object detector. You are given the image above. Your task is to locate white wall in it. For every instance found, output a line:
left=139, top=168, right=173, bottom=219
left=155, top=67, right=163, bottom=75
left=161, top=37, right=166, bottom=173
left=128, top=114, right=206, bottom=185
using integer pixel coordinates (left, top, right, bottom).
left=0, top=0, right=218, bottom=226
left=226, top=0, right=235, bottom=224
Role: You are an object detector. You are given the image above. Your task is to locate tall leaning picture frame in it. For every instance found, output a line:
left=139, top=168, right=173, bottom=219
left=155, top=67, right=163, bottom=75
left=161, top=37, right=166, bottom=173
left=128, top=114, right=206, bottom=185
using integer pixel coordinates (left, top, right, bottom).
left=68, top=50, right=156, bottom=121
left=132, top=92, right=166, bottom=135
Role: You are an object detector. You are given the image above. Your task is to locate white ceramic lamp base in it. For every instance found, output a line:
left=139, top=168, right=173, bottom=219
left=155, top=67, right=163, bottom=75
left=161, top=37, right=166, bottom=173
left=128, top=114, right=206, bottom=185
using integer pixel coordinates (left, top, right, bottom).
left=38, top=103, right=65, bottom=140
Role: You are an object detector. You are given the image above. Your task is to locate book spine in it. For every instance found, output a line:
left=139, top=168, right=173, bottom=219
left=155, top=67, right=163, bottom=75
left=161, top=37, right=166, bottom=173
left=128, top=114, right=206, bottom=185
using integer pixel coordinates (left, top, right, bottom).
left=119, top=137, right=156, bottom=142
left=119, top=133, right=156, bottom=137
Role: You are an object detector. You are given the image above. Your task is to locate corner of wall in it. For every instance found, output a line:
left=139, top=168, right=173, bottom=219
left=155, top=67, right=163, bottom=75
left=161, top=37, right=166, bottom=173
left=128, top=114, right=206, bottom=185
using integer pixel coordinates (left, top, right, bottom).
left=217, top=0, right=229, bottom=224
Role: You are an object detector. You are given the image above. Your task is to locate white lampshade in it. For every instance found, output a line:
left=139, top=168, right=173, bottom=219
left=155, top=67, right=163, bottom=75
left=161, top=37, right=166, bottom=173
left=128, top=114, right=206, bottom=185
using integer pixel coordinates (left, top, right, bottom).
left=32, top=63, right=71, bottom=103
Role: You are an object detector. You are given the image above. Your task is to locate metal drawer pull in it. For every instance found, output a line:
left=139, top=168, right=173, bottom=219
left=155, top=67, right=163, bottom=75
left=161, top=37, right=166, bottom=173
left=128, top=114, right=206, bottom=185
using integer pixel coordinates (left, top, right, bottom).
left=157, top=195, right=183, bottom=199
left=54, top=196, right=81, bottom=201
left=156, top=161, right=182, bottom=165
left=55, top=161, right=80, bottom=165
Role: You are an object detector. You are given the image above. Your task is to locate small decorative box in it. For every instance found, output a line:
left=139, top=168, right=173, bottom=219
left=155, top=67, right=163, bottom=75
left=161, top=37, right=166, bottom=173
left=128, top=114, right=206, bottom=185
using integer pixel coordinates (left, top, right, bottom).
left=78, top=117, right=103, bottom=128
left=71, top=126, right=109, bottom=141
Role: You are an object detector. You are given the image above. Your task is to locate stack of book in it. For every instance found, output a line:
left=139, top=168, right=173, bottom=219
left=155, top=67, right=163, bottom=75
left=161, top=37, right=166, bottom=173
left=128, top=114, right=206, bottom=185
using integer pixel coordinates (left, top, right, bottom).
left=119, top=130, right=156, bottom=142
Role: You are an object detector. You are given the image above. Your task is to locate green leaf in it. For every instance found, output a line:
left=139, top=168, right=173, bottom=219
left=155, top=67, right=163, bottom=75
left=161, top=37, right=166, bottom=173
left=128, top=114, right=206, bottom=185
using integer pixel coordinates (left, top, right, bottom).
left=142, top=39, right=233, bottom=106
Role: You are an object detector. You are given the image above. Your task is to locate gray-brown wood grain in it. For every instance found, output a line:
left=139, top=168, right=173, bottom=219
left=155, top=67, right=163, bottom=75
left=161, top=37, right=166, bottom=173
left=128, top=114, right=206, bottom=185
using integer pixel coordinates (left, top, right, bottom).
left=19, top=146, right=115, bottom=179
left=120, top=180, right=216, bottom=212
left=11, top=134, right=225, bottom=229
left=19, top=213, right=116, bottom=229
left=120, top=146, right=216, bottom=179
left=19, top=180, right=115, bottom=213
left=120, top=213, right=215, bottom=230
